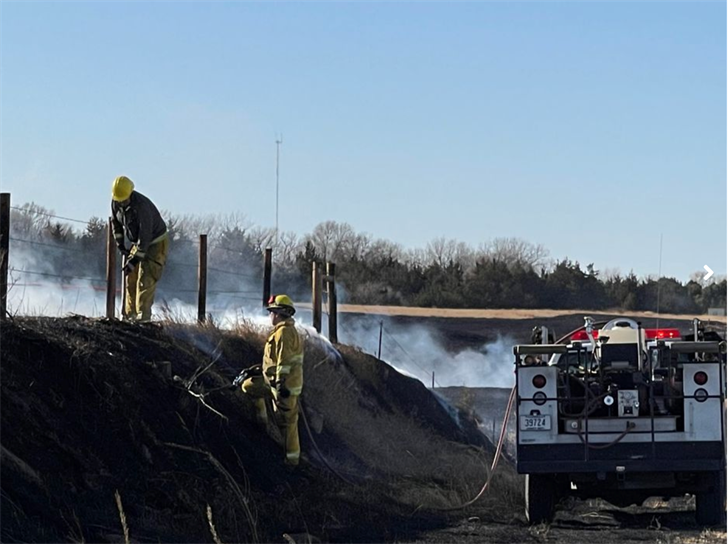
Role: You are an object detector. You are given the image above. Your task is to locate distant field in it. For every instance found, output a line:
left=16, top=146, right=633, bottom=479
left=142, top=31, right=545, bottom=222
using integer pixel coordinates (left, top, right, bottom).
left=330, top=304, right=727, bottom=352
left=335, top=304, right=727, bottom=322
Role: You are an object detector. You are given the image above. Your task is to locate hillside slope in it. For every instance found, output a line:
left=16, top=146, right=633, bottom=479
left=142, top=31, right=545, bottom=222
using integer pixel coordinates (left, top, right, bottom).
left=1, top=317, right=519, bottom=543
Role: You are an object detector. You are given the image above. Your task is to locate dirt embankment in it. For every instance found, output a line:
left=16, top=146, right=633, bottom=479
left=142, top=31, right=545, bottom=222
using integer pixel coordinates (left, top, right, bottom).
left=1, top=316, right=516, bottom=543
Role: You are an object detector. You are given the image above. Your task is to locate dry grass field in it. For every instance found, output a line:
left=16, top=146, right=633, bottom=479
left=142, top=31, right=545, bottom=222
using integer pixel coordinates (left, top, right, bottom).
left=310, top=303, right=727, bottom=323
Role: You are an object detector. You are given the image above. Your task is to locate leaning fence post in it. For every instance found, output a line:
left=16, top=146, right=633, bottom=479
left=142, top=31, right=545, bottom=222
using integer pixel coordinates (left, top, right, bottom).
left=198, top=234, right=207, bottom=324
left=326, top=262, right=338, bottom=343
left=105, top=217, right=117, bottom=319
left=312, top=261, right=322, bottom=333
left=0, top=193, right=10, bottom=320
left=263, top=247, right=272, bottom=307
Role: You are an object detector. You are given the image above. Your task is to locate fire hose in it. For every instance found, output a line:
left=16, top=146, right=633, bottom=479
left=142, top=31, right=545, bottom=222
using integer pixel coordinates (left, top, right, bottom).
left=576, top=420, right=635, bottom=449
left=433, top=384, right=517, bottom=511
left=299, top=398, right=356, bottom=485
left=181, top=353, right=515, bottom=500
left=570, top=383, right=635, bottom=449
left=304, top=379, right=520, bottom=508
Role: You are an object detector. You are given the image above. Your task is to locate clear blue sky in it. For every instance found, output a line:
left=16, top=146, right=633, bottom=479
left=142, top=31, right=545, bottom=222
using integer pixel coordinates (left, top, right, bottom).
left=2, top=1, right=726, bottom=281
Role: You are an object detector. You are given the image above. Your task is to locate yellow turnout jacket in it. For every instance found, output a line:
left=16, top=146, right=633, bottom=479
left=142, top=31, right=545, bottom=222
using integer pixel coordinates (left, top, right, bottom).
left=263, top=318, right=304, bottom=396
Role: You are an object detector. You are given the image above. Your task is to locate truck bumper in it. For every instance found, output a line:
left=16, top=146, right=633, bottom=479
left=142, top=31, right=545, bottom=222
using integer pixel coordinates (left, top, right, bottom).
left=517, top=441, right=725, bottom=474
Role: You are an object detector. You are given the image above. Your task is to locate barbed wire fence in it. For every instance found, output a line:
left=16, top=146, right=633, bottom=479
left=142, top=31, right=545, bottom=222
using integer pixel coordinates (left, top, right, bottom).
left=2, top=193, right=439, bottom=390
left=1, top=194, right=271, bottom=323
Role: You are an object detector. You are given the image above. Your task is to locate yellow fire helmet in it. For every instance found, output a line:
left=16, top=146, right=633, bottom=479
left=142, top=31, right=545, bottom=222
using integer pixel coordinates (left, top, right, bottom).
left=266, top=294, right=296, bottom=315
left=111, top=175, right=135, bottom=202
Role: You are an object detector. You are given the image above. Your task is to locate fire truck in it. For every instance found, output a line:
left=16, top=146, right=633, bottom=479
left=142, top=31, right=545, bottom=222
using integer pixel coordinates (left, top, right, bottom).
left=514, top=317, right=726, bottom=525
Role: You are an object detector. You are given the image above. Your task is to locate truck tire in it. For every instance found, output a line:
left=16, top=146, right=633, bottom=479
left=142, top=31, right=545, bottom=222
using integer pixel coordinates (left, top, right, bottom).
left=695, top=470, right=726, bottom=526
left=526, top=474, right=557, bottom=525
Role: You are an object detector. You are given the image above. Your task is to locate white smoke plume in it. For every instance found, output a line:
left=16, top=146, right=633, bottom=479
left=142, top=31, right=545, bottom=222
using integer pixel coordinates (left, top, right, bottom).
left=5, top=236, right=270, bottom=322
left=337, top=315, right=515, bottom=388
left=6, top=241, right=107, bottom=317
left=8, top=239, right=515, bottom=390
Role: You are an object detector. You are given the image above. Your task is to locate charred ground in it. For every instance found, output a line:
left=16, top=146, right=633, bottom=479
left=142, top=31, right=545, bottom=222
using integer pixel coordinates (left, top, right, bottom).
left=1, top=316, right=516, bottom=543
left=2, top=314, right=725, bottom=544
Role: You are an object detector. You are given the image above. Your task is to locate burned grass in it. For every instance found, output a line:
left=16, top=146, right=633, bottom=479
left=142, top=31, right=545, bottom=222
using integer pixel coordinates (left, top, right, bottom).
left=1, top=316, right=514, bottom=543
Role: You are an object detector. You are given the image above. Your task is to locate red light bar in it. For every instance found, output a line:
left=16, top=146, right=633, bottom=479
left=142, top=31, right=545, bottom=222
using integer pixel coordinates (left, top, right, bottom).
left=571, top=330, right=598, bottom=341
left=644, top=328, right=681, bottom=340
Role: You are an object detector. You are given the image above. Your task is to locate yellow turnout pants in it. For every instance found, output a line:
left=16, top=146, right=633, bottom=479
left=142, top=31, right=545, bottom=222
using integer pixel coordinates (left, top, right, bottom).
left=124, top=236, right=169, bottom=322
left=241, top=376, right=300, bottom=465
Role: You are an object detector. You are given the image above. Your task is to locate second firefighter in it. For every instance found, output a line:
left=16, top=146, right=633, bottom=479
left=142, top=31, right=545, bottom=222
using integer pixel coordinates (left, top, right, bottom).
left=237, top=295, right=304, bottom=466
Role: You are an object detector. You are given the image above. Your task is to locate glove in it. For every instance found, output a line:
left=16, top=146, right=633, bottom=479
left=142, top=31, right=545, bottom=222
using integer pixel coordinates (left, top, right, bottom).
left=276, top=379, right=291, bottom=399
left=116, top=243, right=130, bottom=257
left=122, top=255, right=140, bottom=274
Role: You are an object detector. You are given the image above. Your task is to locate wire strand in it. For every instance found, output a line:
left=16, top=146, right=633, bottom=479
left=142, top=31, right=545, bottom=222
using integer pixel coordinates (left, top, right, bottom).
left=10, top=206, right=93, bottom=226
left=165, top=260, right=259, bottom=279
left=164, top=288, right=260, bottom=295
left=10, top=237, right=101, bottom=256
left=209, top=243, right=270, bottom=257
left=8, top=267, right=106, bottom=284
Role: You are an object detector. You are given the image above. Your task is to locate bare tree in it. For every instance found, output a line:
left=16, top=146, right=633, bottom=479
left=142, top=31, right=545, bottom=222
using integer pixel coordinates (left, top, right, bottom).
left=403, top=247, right=428, bottom=268
left=9, top=202, right=53, bottom=240
left=217, top=212, right=252, bottom=237
left=306, top=221, right=368, bottom=262
left=425, top=237, right=461, bottom=267
left=365, top=239, right=404, bottom=263
left=481, top=237, right=549, bottom=270
left=275, top=231, right=302, bottom=266
left=306, top=221, right=338, bottom=261
left=247, top=226, right=276, bottom=253
left=174, top=213, right=221, bottom=241
left=453, top=241, right=475, bottom=271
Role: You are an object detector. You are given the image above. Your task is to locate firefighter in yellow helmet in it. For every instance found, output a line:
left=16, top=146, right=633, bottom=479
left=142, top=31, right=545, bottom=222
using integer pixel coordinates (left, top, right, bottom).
left=110, top=176, right=169, bottom=322
left=235, top=295, right=304, bottom=466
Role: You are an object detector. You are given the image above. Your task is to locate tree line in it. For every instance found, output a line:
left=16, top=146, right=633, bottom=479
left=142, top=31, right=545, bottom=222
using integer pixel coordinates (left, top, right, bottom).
left=8, top=203, right=726, bottom=315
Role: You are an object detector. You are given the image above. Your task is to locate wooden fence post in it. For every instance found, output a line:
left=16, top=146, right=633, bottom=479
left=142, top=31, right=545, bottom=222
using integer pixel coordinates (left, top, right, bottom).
left=0, top=193, right=10, bottom=320
left=263, top=247, right=272, bottom=307
left=312, top=261, right=322, bottom=333
left=105, top=217, right=117, bottom=319
left=326, top=262, right=337, bottom=343
left=378, top=321, right=383, bottom=359
left=198, top=234, right=207, bottom=324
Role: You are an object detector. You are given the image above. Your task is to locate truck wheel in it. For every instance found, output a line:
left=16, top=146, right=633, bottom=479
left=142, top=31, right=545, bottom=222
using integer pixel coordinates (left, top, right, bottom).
left=695, top=470, right=726, bottom=526
left=526, top=474, right=557, bottom=525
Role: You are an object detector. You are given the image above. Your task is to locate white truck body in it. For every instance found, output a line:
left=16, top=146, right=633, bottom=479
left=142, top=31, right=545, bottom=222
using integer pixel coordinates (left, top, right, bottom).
left=514, top=318, right=727, bottom=525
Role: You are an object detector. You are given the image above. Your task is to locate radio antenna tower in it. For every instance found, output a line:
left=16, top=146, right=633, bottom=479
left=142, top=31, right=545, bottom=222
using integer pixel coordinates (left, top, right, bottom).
left=656, top=233, right=663, bottom=330
left=275, top=135, right=283, bottom=245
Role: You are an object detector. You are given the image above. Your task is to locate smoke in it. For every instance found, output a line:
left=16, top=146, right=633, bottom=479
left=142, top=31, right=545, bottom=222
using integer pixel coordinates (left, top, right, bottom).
left=7, top=277, right=105, bottom=317
left=5, top=236, right=271, bottom=322
left=8, top=237, right=515, bottom=390
left=6, top=241, right=106, bottom=316
left=338, top=315, right=515, bottom=388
